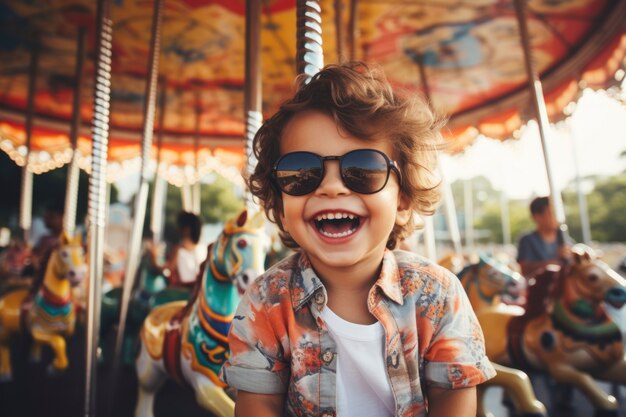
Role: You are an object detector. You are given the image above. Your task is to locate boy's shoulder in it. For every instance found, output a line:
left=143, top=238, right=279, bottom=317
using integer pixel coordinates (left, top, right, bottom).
left=393, top=249, right=458, bottom=293
left=246, top=252, right=314, bottom=306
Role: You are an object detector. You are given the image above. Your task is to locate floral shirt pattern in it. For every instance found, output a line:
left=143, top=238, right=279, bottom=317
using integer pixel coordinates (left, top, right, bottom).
left=220, top=250, right=496, bottom=417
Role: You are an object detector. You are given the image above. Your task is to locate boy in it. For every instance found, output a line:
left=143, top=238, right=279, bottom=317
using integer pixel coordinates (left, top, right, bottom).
left=517, top=196, right=572, bottom=277
left=220, top=63, right=495, bottom=417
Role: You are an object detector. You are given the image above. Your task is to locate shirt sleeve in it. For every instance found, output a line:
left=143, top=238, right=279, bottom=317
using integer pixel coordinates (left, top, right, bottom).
left=516, top=233, right=532, bottom=262
left=219, top=280, right=290, bottom=394
left=423, top=272, right=496, bottom=389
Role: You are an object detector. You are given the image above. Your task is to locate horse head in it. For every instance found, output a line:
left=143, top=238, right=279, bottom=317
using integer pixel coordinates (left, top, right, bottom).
left=559, top=244, right=626, bottom=314
left=476, top=254, right=525, bottom=300
left=211, top=209, right=268, bottom=294
left=50, top=232, right=87, bottom=287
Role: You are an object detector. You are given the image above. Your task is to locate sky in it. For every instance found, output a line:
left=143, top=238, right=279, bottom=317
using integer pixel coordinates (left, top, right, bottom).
left=116, top=84, right=626, bottom=204
left=441, top=86, right=626, bottom=200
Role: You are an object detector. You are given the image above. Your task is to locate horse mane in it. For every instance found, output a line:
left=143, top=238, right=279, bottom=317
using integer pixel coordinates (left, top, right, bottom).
left=29, top=243, right=58, bottom=296
left=522, top=263, right=567, bottom=319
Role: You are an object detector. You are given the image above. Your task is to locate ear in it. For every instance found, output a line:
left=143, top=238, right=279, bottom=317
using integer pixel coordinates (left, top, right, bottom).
left=60, top=232, right=70, bottom=245
left=572, top=244, right=592, bottom=265
left=72, top=233, right=82, bottom=246
left=249, top=210, right=266, bottom=229
left=236, top=209, right=248, bottom=227
left=395, top=194, right=411, bottom=226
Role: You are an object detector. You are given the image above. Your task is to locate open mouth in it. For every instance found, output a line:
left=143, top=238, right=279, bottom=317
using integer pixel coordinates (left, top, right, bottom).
left=313, top=212, right=361, bottom=239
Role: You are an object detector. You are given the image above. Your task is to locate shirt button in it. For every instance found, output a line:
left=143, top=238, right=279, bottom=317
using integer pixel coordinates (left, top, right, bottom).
left=314, top=291, right=325, bottom=305
left=321, top=349, right=334, bottom=364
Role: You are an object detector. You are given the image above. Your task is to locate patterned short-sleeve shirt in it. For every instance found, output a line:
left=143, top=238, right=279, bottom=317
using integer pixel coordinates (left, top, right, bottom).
left=220, top=249, right=496, bottom=417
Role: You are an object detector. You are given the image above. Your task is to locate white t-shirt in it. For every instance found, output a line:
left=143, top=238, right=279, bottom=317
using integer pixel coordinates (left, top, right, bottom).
left=321, top=307, right=395, bottom=417
left=176, top=245, right=206, bottom=284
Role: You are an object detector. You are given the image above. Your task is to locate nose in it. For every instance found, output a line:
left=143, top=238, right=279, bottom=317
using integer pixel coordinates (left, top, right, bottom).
left=315, top=160, right=349, bottom=196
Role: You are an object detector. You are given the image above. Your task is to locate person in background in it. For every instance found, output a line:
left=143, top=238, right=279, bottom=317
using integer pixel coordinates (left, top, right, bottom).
left=517, top=196, right=572, bottom=277
left=148, top=211, right=206, bottom=288
left=220, top=62, right=495, bottom=417
left=31, top=201, right=64, bottom=271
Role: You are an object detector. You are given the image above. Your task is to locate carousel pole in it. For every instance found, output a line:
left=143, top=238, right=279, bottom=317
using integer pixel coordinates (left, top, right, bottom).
left=500, top=190, right=512, bottom=246
left=192, top=90, right=201, bottom=215
left=244, top=0, right=261, bottom=212
left=84, top=0, right=112, bottom=414
left=19, top=38, right=39, bottom=246
left=422, top=216, right=437, bottom=261
left=416, top=52, right=462, bottom=256
left=150, top=78, right=167, bottom=243
left=348, top=0, right=358, bottom=61
left=334, top=0, right=345, bottom=62
left=64, top=27, right=86, bottom=238
left=296, top=0, right=324, bottom=83
left=566, top=121, right=592, bottom=244
left=514, top=0, right=568, bottom=236
left=464, top=179, right=475, bottom=251
left=111, top=0, right=163, bottom=406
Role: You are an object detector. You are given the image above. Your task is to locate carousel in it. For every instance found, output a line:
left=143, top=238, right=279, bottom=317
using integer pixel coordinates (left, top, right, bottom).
left=0, top=1, right=625, bottom=416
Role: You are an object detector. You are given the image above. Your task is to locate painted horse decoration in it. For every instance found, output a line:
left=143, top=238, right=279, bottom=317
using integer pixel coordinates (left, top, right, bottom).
left=458, top=253, right=525, bottom=310
left=135, top=209, right=267, bottom=417
left=458, top=254, right=547, bottom=417
left=479, top=244, right=626, bottom=417
left=0, top=233, right=87, bottom=381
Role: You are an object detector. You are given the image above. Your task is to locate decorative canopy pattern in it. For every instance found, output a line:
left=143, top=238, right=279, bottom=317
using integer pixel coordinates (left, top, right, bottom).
left=0, top=0, right=624, bottom=180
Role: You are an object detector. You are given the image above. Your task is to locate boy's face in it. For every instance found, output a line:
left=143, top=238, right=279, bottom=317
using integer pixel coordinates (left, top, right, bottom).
left=533, top=205, right=557, bottom=232
left=278, top=110, right=409, bottom=272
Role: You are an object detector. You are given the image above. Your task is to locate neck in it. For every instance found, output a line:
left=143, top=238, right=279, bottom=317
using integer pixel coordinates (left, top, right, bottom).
left=538, top=228, right=556, bottom=242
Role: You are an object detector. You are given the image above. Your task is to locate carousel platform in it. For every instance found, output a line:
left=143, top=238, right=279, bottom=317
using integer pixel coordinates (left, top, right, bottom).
left=0, top=323, right=624, bottom=417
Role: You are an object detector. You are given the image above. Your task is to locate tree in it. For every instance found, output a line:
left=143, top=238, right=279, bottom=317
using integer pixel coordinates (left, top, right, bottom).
left=144, top=174, right=244, bottom=244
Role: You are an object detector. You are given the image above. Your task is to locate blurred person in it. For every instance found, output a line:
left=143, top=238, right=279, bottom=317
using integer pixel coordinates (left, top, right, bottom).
left=148, top=211, right=206, bottom=288
left=517, top=196, right=572, bottom=277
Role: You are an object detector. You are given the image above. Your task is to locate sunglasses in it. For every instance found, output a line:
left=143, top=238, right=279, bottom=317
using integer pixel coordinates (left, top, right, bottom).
left=272, top=149, right=402, bottom=196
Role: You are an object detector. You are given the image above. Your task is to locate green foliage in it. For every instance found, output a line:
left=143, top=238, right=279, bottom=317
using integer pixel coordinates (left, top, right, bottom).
left=563, top=173, right=626, bottom=242
left=468, top=172, right=626, bottom=245
left=156, top=175, right=244, bottom=244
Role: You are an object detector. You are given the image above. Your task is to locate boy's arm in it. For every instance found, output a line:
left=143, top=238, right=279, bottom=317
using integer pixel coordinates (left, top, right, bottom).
left=426, top=386, right=476, bottom=417
left=235, top=391, right=284, bottom=417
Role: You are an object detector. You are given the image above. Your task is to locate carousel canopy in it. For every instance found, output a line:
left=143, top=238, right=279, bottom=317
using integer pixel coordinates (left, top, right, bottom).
left=0, top=0, right=625, bottom=181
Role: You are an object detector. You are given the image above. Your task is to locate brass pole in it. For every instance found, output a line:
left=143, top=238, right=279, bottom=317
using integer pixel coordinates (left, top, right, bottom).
left=296, top=0, right=324, bottom=83
left=84, top=0, right=112, bottom=414
left=64, top=27, right=86, bottom=238
left=514, top=0, right=568, bottom=233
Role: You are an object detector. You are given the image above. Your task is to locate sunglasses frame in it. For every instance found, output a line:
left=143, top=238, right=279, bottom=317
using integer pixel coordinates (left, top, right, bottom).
left=272, top=148, right=402, bottom=196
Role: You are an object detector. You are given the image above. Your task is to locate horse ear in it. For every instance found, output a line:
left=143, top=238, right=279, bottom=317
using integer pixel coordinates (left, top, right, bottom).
left=572, top=244, right=591, bottom=265
left=248, top=210, right=265, bottom=229
left=60, top=232, right=71, bottom=245
left=236, top=210, right=248, bottom=227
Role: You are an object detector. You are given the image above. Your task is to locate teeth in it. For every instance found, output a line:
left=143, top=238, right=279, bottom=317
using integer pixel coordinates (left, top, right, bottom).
left=319, top=228, right=357, bottom=238
left=314, top=212, right=355, bottom=221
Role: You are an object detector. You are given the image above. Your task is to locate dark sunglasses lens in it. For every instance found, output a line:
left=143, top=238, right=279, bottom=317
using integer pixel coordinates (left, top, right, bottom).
left=275, top=153, right=323, bottom=195
left=341, top=150, right=389, bottom=194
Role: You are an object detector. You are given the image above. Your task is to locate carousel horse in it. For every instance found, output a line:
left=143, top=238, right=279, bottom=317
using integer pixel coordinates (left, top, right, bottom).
left=458, top=253, right=525, bottom=311
left=479, top=244, right=626, bottom=417
left=458, top=254, right=546, bottom=417
left=0, top=233, right=87, bottom=381
left=437, top=252, right=465, bottom=275
left=135, top=209, right=267, bottom=417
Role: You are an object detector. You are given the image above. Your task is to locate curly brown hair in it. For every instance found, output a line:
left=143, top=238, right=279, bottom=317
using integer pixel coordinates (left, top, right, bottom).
left=248, top=62, right=445, bottom=250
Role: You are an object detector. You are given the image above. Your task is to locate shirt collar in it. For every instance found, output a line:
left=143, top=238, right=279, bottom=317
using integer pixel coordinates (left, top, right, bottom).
left=289, top=249, right=404, bottom=310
